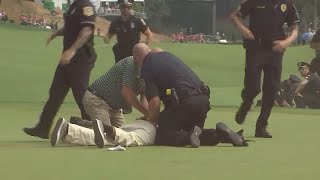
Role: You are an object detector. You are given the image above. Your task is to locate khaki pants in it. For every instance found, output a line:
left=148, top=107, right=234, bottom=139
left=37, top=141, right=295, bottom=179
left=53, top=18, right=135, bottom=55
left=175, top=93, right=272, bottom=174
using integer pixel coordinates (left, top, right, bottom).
left=64, top=120, right=156, bottom=147
left=82, top=90, right=125, bottom=127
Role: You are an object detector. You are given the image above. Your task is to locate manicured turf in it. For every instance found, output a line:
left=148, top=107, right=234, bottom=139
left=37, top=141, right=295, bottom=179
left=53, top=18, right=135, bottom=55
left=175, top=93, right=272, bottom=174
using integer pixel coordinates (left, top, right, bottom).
left=0, top=22, right=318, bottom=180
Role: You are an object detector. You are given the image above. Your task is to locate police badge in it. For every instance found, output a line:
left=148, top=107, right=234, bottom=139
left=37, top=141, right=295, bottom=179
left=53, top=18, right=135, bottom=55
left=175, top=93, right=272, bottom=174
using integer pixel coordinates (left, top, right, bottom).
left=83, top=6, right=94, bottom=16
left=131, top=22, right=135, bottom=29
left=281, top=4, right=287, bottom=12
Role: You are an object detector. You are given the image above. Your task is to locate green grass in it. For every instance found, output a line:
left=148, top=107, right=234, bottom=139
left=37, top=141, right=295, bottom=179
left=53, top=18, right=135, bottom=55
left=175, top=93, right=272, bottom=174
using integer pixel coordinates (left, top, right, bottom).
left=0, top=22, right=319, bottom=180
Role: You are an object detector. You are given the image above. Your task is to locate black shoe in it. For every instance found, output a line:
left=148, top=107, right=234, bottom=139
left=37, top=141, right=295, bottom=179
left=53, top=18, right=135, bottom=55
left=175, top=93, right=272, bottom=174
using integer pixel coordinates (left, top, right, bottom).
left=190, top=126, right=202, bottom=148
left=216, top=122, right=248, bottom=146
left=255, top=127, right=272, bottom=138
left=70, top=116, right=92, bottom=128
left=92, top=119, right=106, bottom=148
left=235, top=101, right=252, bottom=124
left=23, top=127, right=49, bottom=139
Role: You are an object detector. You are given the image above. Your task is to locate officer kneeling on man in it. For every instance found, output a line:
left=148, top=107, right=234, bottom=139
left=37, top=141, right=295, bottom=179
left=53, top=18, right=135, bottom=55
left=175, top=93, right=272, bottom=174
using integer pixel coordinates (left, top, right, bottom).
left=133, top=43, right=249, bottom=148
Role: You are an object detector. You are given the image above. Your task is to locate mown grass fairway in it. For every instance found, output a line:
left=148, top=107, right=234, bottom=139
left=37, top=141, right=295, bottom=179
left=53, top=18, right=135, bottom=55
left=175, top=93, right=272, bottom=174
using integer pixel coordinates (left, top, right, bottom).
left=0, top=22, right=318, bottom=180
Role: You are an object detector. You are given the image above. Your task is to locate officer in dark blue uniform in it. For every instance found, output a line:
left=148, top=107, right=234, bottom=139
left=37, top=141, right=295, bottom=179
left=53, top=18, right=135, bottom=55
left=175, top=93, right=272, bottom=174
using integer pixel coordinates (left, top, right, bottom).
left=294, top=62, right=320, bottom=109
left=104, top=0, right=153, bottom=63
left=133, top=43, right=248, bottom=148
left=230, top=0, right=299, bottom=138
left=23, top=0, right=97, bottom=139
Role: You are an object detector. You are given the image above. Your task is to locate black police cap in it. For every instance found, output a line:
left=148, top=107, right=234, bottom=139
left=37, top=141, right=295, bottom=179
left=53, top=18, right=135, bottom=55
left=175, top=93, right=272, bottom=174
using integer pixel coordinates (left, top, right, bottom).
left=118, top=0, right=134, bottom=6
left=297, top=61, right=310, bottom=70
left=289, top=74, right=301, bottom=83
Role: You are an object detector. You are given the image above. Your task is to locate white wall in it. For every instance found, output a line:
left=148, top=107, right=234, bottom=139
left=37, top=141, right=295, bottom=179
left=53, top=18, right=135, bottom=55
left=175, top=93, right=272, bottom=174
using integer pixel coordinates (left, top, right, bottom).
left=52, top=0, right=68, bottom=9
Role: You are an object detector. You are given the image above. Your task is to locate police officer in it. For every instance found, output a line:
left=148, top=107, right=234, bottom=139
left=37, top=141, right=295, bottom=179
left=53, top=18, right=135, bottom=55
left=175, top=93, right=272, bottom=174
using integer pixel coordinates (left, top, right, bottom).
left=132, top=43, right=248, bottom=148
left=104, top=0, right=153, bottom=63
left=23, top=0, right=97, bottom=139
left=294, top=62, right=320, bottom=109
left=309, top=29, right=320, bottom=75
left=230, top=0, right=299, bottom=138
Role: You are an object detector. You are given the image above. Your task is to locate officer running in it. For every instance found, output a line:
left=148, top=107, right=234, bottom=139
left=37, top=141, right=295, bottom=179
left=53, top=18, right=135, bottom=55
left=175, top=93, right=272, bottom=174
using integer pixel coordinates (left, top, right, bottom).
left=104, top=0, right=153, bottom=63
left=132, top=43, right=248, bottom=148
left=294, top=62, right=320, bottom=109
left=230, top=0, right=299, bottom=138
left=23, top=0, right=97, bottom=139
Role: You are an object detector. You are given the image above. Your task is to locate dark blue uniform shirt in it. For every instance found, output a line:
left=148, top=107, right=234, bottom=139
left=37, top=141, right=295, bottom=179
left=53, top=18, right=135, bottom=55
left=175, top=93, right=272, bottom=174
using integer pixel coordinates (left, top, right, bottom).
left=109, top=16, right=148, bottom=48
left=237, top=0, right=299, bottom=49
left=141, top=52, right=203, bottom=103
left=63, top=0, right=96, bottom=51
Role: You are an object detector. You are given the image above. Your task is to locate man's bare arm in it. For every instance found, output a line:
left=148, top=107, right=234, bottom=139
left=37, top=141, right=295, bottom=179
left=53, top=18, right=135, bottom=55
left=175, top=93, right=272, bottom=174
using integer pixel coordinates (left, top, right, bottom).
left=229, top=12, right=254, bottom=40
left=121, top=86, right=148, bottom=116
left=147, top=96, right=161, bottom=124
left=294, top=79, right=308, bottom=95
left=143, top=28, right=153, bottom=45
left=47, top=27, right=65, bottom=45
left=69, top=26, right=94, bottom=51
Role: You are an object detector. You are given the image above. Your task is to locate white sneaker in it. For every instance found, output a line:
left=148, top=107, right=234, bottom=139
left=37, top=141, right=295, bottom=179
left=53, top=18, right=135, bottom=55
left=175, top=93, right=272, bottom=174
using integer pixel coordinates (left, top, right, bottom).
left=92, top=119, right=105, bottom=148
left=50, top=118, right=68, bottom=147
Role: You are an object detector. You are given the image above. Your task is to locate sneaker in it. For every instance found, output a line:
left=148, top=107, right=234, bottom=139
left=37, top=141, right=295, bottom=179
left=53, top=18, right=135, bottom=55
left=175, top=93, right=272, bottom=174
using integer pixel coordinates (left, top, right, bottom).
left=216, top=122, right=248, bottom=147
left=50, top=118, right=68, bottom=147
left=255, top=127, right=272, bottom=138
left=235, top=101, right=252, bottom=124
left=23, top=127, right=49, bottom=139
left=190, top=126, right=202, bottom=148
left=92, top=119, right=106, bottom=148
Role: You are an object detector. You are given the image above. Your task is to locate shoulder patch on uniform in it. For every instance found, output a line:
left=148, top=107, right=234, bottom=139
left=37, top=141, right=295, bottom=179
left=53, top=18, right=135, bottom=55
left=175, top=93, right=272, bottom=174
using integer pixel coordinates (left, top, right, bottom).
left=83, top=6, right=94, bottom=16
left=281, top=4, right=287, bottom=12
left=140, top=19, right=146, bottom=26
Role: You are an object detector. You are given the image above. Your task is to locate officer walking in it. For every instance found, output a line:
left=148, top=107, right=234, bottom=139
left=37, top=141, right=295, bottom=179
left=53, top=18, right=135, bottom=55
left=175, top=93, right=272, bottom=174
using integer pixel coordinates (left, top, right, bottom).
left=23, top=0, right=97, bottom=139
left=133, top=43, right=248, bottom=148
left=230, top=0, right=299, bottom=138
left=104, top=0, right=153, bottom=63
left=294, top=62, right=320, bottom=109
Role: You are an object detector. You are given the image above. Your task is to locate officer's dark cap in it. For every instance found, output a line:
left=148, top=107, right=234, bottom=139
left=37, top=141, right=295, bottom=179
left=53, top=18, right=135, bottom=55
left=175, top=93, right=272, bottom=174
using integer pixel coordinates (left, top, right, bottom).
left=288, top=74, right=301, bottom=83
left=297, top=61, right=310, bottom=70
left=118, top=0, right=134, bottom=6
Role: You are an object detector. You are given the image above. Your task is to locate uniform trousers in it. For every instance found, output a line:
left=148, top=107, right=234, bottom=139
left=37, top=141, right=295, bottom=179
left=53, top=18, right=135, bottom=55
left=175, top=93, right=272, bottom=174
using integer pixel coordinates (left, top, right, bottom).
left=242, top=49, right=283, bottom=128
left=155, top=95, right=220, bottom=147
left=36, top=63, right=93, bottom=135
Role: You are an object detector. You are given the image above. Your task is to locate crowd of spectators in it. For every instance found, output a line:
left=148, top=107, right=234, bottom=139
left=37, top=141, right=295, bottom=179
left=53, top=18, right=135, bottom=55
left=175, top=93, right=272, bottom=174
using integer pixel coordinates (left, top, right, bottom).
left=20, top=13, right=58, bottom=30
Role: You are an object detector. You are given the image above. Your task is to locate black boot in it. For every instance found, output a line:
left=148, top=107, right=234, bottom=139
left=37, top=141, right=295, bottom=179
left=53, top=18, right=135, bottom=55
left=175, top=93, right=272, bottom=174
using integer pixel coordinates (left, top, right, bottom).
left=23, top=126, right=49, bottom=139
left=216, top=122, right=248, bottom=146
left=69, top=116, right=92, bottom=128
left=255, top=127, right=272, bottom=138
left=189, top=126, right=202, bottom=148
left=235, top=101, right=252, bottom=124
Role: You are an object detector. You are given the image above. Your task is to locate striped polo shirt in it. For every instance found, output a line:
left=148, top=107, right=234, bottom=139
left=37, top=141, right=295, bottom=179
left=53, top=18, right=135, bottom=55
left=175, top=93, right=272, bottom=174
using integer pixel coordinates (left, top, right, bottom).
left=89, top=56, right=145, bottom=110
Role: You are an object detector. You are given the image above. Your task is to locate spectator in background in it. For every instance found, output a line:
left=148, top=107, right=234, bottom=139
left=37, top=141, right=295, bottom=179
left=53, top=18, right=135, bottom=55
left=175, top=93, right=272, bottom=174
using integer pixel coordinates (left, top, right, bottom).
left=294, top=62, right=320, bottom=109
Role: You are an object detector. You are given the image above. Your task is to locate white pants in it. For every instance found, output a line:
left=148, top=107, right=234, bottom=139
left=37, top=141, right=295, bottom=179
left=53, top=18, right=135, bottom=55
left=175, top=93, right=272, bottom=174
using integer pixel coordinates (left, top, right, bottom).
left=64, top=120, right=156, bottom=147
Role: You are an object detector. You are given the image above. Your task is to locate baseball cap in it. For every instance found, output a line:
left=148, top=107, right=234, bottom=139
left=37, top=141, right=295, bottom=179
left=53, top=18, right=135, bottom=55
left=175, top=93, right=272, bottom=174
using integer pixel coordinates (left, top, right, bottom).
left=297, top=61, right=310, bottom=70
left=118, top=0, right=134, bottom=6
